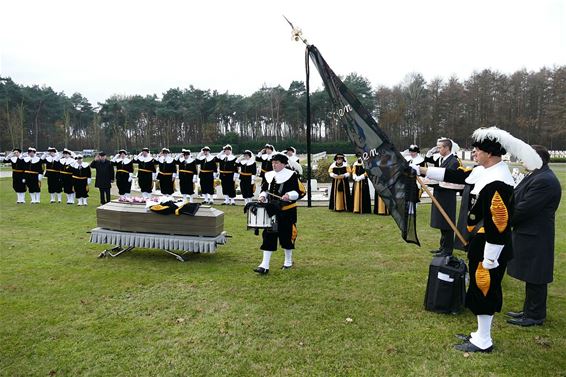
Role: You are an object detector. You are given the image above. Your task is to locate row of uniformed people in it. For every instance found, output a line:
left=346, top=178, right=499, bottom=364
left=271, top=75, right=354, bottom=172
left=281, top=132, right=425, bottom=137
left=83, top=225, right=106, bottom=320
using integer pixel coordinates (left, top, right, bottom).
left=109, top=144, right=301, bottom=205
left=4, top=144, right=303, bottom=205
left=328, top=153, right=390, bottom=215
left=4, top=147, right=92, bottom=205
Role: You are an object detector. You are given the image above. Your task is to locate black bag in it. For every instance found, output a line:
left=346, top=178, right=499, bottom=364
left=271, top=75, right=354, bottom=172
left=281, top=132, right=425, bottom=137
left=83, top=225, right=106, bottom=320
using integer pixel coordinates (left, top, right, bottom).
left=424, top=256, right=467, bottom=314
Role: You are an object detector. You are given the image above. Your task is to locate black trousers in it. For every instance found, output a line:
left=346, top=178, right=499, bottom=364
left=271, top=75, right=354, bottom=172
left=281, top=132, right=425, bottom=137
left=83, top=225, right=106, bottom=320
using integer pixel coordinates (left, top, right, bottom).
left=523, top=282, right=547, bottom=320
left=99, top=188, right=111, bottom=204
left=440, top=229, right=454, bottom=253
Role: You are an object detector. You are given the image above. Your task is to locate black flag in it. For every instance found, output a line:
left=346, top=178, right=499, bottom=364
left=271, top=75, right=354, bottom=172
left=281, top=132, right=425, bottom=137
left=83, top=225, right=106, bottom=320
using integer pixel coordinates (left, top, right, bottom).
left=307, top=45, right=420, bottom=245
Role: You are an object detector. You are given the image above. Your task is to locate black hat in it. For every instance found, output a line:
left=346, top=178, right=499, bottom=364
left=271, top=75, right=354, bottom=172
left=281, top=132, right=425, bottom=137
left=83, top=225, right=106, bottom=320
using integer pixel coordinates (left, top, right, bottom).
left=223, top=144, right=232, bottom=151
left=161, top=148, right=171, bottom=153
left=334, top=153, right=346, bottom=161
left=471, top=139, right=506, bottom=156
left=75, top=154, right=83, bottom=159
left=201, top=146, right=210, bottom=152
left=118, top=149, right=127, bottom=155
left=471, top=127, right=542, bottom=170
left=271, top=153, right=289, bottom=164
left=243, top=150, right=253, bottom=157
left=264, top=144, right=274, bottom=151
left=62, top=148, right=72, bottom=155
left=408, top=144, right=420, bottom=153
left=142, top=147, right=150, bottom=152
left=98, top=151, right=106, bottom=156
left=12, top=148, right=22, bottom=153
left=182, top=148, right=191, bottom=155
left=286, top=146, right=296, bottom=154
left=28, top=147, right=37, bottom=153
left=47, top=147, right=57, bottom=153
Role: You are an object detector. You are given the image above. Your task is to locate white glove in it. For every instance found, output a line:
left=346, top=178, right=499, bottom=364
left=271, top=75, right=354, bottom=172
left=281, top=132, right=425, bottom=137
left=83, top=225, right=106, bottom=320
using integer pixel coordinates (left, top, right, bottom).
left=330, top=173, right=338, bottom=178
left=343, top=173, right=350, bottom=178
left=482, top=242, right=503, bottom=270
left=409, top=163, right=420, bottom=175
left=214, top=172, right=219, bottom=179
left=250, top=175, right=255, bottom=184
left=359, top=174, right=366, bottom=181
left=22, top=178, right=26, bottom=183
left=128, top=173, right=133, bottom=182
left=192, top=175, right=198, bottom=183
left=38, top=174, right=43, bottom=181
left=152, top=173, right=157, bottom=181
left=87, top=178, right=92, bottom=185
left=233, top=173, right=239, bottom=181
left=426, top=146, right=438, bottom=158
left=172, top=173, right=177, bottom=181
left=482, top=258, right=499, bottom=270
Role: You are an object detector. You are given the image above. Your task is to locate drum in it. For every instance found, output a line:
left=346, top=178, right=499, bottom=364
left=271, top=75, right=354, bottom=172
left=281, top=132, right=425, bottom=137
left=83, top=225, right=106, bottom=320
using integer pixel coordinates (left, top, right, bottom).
left=247, top=203, right=276, bottom=230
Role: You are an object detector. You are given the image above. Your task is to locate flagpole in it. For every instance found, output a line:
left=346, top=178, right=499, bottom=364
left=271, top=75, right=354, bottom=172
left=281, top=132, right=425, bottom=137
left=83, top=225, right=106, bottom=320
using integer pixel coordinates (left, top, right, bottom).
left=284, top=16, right=312, bottom=207
left=416, top=176, right=467, bottom=247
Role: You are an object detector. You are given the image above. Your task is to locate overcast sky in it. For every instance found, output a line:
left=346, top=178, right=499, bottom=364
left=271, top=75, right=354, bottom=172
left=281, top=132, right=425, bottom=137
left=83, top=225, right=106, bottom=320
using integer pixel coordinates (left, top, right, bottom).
left=1, top=0, right=565, bottom=106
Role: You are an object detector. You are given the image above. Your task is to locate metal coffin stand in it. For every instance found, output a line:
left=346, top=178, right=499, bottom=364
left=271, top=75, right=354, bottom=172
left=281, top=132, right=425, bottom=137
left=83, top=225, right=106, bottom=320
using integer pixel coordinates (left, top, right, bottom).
left=91, top=227, right=227, bottom=261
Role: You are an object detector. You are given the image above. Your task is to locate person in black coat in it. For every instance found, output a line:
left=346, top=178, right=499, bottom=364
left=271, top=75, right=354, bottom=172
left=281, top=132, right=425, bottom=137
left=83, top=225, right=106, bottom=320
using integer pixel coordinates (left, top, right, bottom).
left=506, top=145, right=562, bottom=326
left=90, top=152, right=115, bottom=204
left=424, top=138, right=462, bottom=257
left=5, top=148, right=26, bottom=203
left=417, top=126, right=542, bottom=353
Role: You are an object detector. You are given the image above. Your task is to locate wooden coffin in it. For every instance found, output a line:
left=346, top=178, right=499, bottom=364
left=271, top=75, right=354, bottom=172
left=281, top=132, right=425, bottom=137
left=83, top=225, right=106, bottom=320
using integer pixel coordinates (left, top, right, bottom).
left=96, top=201, right=224, bottom=237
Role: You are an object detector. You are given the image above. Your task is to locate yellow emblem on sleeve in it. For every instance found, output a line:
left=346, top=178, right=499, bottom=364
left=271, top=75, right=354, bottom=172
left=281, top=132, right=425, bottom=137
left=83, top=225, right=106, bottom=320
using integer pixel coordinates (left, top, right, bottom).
left=490, top=191, right=508, bottom=233
left=475, top=262, right=491, bottom=297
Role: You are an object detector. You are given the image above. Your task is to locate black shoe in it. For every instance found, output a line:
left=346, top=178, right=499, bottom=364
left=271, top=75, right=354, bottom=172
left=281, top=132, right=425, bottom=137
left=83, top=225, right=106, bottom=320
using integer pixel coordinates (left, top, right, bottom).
left=231, top=203, right=236, bottom=206
left=221, top=203, right=226, bottom=205
left=505, top=311, right=524, bottom=319
left=454, top=340, right=493, bottom=353
left=507, top=317, right=544, bottom=327
left=281, top=265, right=293, bottom=270
left=429, top=249, right=442, bottom=254
left=434, top=250, right=453, bottom=257
left=253, top=267, right=269, bottom=275
left=455, top=333, right=471, bottom=341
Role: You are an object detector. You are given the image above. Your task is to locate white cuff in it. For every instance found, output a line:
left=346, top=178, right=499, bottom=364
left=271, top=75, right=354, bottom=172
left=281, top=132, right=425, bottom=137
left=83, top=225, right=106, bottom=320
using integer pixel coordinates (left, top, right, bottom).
left=426, top=167, right=445, bottom=181
left=344, top=173, right=350, bottom=178
left=287, top=191, right=299, bottom=201
left=484, top=241, right=504, bottom=261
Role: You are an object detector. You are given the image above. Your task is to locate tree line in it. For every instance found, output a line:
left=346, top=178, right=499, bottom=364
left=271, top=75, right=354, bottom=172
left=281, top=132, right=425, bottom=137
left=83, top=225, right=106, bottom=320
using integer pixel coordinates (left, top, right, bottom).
left=1, top=65, right=565, bottom=154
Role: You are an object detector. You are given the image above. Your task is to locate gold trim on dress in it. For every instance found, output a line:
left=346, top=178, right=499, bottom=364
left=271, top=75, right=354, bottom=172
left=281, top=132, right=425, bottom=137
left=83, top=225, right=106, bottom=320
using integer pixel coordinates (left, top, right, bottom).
left=490, top=191, right=508, bottom=233
left=475, top=262, right=491, bottom=297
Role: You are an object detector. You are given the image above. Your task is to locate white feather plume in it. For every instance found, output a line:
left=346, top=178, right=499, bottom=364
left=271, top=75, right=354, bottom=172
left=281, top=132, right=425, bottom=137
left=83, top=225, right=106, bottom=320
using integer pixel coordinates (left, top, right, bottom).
left=472, top=127, right=542, bottom=170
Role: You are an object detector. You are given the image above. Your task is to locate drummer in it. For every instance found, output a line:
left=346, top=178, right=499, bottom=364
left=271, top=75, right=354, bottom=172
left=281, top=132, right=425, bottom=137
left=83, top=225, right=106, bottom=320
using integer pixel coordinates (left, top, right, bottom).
left=254, top=153, right=306, bottom=275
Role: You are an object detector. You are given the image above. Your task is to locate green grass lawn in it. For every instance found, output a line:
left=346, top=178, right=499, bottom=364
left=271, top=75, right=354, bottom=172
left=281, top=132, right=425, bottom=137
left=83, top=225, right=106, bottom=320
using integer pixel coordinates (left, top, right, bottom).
left=1, top=167, right=565, bottom=376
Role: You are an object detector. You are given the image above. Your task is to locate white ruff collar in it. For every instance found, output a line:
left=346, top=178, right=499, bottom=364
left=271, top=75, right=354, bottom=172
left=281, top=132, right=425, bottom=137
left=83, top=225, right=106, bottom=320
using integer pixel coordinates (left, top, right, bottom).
left=117, top=157, right=131, bottom=164
left=44, top=155, right=59, bottom=162
left=410, top=155, right=424, bottom=165
left=179, top=156, right=195, bottom=164
left=240, top=158, right=256, bottom=166
left=200, top=155, right=215, bottom=162
left=467, top=162, right=514, bottom=195
left=138, top=155, right=153, bottom=163
left=73, top=162, right=90, bottom=168
left=264, top=168, right=294, bottom=184
left=329, top=161, right=346, bottom=170
left=261, top=153, right=274, bottom=161
left=159, top=156, right=174, bottom=164
left=217, top=153, right=236, bottom=161
left=24, top=156, right=40, bottom=163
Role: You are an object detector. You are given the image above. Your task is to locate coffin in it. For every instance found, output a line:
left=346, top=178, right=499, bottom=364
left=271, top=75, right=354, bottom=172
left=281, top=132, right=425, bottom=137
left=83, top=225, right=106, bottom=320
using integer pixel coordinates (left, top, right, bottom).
left=96, top=201, right=224, bottom=237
